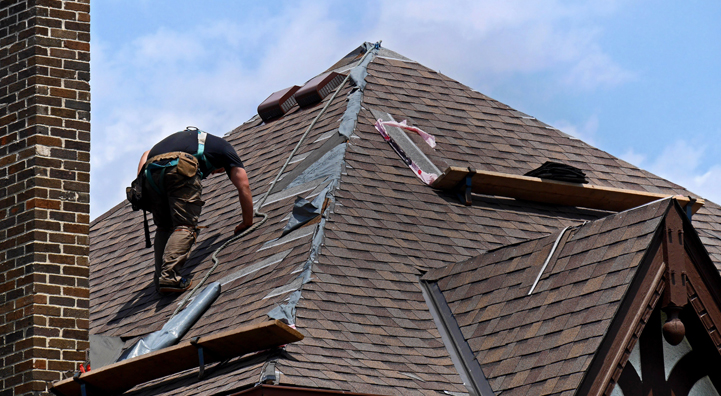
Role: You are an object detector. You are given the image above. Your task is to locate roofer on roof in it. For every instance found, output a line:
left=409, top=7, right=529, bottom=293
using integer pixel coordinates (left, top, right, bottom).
left=136, top=127, right=253, bottom=293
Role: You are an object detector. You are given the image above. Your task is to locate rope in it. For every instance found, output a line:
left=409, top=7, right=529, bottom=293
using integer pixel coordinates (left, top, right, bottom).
left=170, top=42, right=381, bottom=318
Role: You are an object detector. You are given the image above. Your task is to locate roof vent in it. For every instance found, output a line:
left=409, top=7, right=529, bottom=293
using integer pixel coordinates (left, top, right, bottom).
left=295, top=72, right=345, bottom=108
left=257, top=86, right=300, bottom=122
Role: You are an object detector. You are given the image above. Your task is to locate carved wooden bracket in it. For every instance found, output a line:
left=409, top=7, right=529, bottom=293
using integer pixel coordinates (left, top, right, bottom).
left=661, top=208, right=688, bottom=345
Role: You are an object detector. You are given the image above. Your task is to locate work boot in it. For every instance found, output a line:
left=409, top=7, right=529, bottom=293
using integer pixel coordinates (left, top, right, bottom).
left=158, top=277, right=193, bottom=294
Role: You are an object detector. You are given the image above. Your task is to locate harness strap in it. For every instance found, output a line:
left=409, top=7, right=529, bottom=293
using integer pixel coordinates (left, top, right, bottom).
left=194, top=130, right=215, bottom=178
left=197, top=131, right=206, bottom=157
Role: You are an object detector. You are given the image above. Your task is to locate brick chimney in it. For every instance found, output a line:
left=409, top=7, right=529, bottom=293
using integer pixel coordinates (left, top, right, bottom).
left=0, top=1, right=91, bottom=395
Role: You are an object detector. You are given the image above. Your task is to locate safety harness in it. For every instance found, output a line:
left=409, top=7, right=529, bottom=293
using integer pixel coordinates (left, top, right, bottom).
left=145, top=128, right=215, bottom=195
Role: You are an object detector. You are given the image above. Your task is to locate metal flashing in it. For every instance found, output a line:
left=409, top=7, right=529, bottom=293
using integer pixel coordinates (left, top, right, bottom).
left=258, top=225, right=317, bottom=252
left=259, top=178, right=330, bottom=207
left=420, top=280, right=495, bottom=396
left=219, top=249, right=292, bottom=287
left=528, top=226, right=570, bottom=295
left=269, top=136, right=346, bottom=194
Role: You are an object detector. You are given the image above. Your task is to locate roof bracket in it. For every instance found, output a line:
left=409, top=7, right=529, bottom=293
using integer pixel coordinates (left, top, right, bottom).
left=190, top=337, right=206, bottom=380
left=684, top=196, right=697, bottom=221
left=72, top=372, right=89, bottom=396
left=455, top=168, right=476, bottom=206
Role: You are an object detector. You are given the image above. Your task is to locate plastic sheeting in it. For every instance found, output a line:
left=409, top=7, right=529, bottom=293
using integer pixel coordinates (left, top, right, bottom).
left=117, top=282, right=220, bottom=361
left=374, top=118, right=439, bottom=185
left=89, top=334, right=125, bottom=369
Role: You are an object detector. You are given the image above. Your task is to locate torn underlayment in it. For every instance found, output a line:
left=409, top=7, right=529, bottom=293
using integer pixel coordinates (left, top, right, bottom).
left=284, top=143, right=346, bottom=191
left=118, top=282, right=220, bottom=361
left=266, top=43, right=380, bottom=325
left=281, top=185, right=328, bottom=236
left=338, top=42, right=379, bottom=139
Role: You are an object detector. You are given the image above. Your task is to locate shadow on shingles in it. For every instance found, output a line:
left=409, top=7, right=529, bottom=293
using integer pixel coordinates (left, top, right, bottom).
left=184, top=232, right=223, bottom=274
left=122, top=349, right=285, bottom=396
left=106, top=233, right=225, bottom=327
left=432, top=188, right=610, bottom=221
left=107, top=283, right=176, bottom=327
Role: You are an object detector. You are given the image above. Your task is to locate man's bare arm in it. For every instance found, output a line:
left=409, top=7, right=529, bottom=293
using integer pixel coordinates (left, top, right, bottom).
left=137, top=150, right=150, bottom=175
left=229, top=166, right=254, bottom=232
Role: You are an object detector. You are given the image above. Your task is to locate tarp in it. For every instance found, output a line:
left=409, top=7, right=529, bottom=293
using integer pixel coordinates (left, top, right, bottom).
left=117, top=282, right=221, bottom=361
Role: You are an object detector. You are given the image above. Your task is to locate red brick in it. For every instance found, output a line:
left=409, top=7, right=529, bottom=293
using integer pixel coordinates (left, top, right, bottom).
left=25, top=198, right=61, bottom=210
left=49, top=87, right=76, bottom=99
left=64, top=40, right=89, bottom=52
left=62, top=287, right=88, bottom=298
left=64, top=3, right=90, bottom=13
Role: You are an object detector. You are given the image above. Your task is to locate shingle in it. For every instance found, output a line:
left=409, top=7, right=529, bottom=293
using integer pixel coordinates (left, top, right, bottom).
left=89, top=49, right=721, bottom=396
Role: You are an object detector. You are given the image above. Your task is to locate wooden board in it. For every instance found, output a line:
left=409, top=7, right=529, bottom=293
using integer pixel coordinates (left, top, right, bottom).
left=50, top=320, right=303, bottom=396
left=432, top=166, right=705, bottom=214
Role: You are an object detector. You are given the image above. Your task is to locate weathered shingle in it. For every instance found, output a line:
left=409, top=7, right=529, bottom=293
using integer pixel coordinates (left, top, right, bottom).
left=89, top=45, right=721, bottom=395
left=426, top=199, right=670, bottom=395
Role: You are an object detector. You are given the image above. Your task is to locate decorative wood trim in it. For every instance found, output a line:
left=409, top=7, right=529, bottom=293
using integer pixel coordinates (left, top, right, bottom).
left=604, top=276, right=666, bottom=395
left=685, top=270, right=721, bottom=354
left=580, top=245, right=666, bottom=396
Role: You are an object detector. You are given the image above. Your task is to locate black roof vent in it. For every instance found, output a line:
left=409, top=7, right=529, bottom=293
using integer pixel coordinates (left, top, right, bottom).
left=257, top=86, right=300, bottom=122
left=295, top=72, right=345, bottom=108
left=524, top=161, right=588, bottom=184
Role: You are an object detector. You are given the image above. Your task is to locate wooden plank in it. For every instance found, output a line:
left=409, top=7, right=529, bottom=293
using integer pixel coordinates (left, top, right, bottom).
left=431, top=167, right=705, bottom=213
left=431, top=166, right=469, bottom=189
left=50, top=320, right=303, bottom=396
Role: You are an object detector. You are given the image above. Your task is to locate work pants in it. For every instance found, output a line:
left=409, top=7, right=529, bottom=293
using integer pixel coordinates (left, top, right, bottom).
left=143, top=153, right=204, bottom=290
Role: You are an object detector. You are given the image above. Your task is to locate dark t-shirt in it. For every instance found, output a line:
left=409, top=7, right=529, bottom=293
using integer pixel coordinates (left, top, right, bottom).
left=148, top=130, right=244, bottom=178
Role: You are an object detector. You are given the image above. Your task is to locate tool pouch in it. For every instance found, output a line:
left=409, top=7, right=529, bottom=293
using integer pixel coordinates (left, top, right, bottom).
left=176, top=154, right=199, bottom=178
left=126, top=172, right=152, bottom=248
left=126, top=173, right=151, bottom=212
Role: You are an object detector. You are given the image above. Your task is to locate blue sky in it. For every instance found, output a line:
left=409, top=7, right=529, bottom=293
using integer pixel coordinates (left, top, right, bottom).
left=90, top=1, right=721, bottom=219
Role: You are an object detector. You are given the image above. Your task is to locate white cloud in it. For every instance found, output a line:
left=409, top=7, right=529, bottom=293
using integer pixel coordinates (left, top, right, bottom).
left=564, top=52, right=635, bottom=89
left=619, top=148, right=646, bottom=168
left=625, top=140, right=721, bottom=204
left=90, top=2, right=365, bottom=219
left=369, top=0, right=633, bottom=90
left=693, top=166, right=721, bottom=203
left=554, top=115, right=599, bottom=145
left=90, top=0, right=636, bottom=219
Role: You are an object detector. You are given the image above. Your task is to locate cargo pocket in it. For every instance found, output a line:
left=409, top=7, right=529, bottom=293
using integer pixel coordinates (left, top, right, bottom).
left=176, top=155, right=199, bottom=178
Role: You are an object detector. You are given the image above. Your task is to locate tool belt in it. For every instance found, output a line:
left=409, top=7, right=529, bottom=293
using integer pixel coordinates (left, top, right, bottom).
left=145, top=152, right=199, bottom=195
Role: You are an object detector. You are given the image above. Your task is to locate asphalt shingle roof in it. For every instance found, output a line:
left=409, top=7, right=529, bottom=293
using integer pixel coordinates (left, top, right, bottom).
left=424, top=198, right=670, bottom=395
left=89, top=44, right=721, bottom=395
